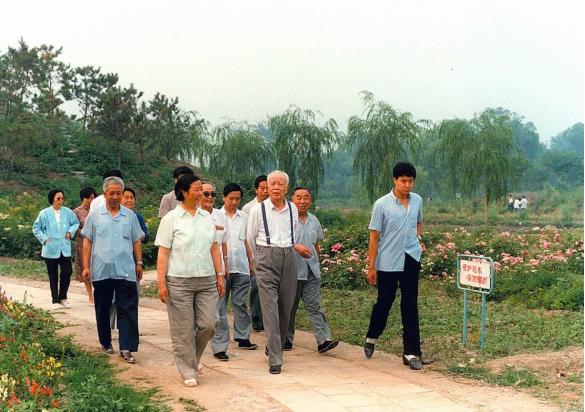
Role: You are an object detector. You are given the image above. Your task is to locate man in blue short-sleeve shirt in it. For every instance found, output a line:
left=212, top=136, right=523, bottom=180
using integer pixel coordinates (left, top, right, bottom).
left=363, top=162, right=425, bottom=370
left=82, top=176, right=144, bottom=364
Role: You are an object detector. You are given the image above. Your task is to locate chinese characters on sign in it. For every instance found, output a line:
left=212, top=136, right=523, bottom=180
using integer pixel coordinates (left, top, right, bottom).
left=460, top=259, right=491, bottom=290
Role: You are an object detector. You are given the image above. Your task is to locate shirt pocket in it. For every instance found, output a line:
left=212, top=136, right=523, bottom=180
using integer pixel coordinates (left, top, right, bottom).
left=122, top=223, right=132, bottom=240
left=384, top=208, right=403, bottom=231
left=238, top=225, right=246, bottom=241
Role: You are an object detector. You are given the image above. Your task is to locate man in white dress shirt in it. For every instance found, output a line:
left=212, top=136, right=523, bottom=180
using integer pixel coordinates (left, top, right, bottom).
left=242, top=175, right=269, bottom=331
left=211, top=183, right=258, bottom=359
left=247, top=170, right=311, bottom=374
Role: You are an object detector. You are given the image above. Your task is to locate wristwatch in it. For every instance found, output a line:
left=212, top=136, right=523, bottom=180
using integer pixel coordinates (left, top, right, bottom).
left=136, top=261, right=143, bottom=266
left=216, top=272, right=225, bottom=277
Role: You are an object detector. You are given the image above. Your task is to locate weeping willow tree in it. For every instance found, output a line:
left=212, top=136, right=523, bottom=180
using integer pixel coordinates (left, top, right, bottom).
left=207, top=122, right=273, bottom=188
left=269, top=106, right=339, bottom=200
left=347, top=91, right=423, bottom=203
left=438, top=108, right=514, bottom=223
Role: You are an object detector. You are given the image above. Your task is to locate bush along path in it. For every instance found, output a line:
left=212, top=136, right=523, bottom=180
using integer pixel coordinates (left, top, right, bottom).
left=0, top=277, right=562, bottom=412
left=0, top=286, right=169, bottom=412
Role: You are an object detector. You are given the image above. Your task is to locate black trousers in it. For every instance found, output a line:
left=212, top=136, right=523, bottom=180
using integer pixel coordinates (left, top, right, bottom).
left=366, top=253, right=421, bottom=357
left=43, top=254, right=72, bottom=303
left=93, top=278, right=139, bottom=352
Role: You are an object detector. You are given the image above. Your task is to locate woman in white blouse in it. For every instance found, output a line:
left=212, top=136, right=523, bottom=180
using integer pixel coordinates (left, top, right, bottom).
left=155, top=174, right=225, bottom=387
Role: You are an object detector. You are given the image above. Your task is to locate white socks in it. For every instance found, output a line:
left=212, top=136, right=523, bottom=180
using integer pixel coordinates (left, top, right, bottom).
left=365, top=338, right=377, bottom=344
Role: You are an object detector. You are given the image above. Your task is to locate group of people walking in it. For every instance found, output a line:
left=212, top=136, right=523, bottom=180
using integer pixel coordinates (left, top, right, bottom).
left=32, top=161, right=427, bottom=386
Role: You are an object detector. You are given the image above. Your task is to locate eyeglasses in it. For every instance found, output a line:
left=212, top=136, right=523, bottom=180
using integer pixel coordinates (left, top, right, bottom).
left=202, top=191, right=217, bottom=198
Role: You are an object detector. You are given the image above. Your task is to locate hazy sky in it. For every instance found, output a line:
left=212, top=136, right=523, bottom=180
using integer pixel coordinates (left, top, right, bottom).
left=2, top=0, right=583, bottom=142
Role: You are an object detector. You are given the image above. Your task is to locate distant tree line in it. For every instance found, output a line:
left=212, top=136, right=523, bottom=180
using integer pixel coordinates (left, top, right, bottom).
left=1, top=39, right=582, bottom=205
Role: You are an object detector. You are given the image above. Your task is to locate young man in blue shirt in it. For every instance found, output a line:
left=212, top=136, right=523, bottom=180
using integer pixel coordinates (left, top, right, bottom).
left=364, top=162, right=425, bottom=370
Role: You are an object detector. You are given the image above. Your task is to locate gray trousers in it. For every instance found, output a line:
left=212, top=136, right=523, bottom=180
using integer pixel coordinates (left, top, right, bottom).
left=287, top=270, right=331, bottom=345
left=211, top=273, right=252, bottom=353
left=255, top=245, right=297, bottom=367
left=166, top=276, right=218, bottom=381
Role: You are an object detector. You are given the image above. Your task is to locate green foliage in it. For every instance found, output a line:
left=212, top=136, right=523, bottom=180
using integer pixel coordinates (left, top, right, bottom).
left=347, top=90, right=423, bottom=203
left=438, top=108, right=515, bottom=203
left=541, top=149, right=584, bottom=188
left=207, top=122, right=273, bottom=188
left=269, top=106, right=339, bottom=199
left=0, top=287, right=169, bottom=411
left=550, top=122, right=584, bottom=158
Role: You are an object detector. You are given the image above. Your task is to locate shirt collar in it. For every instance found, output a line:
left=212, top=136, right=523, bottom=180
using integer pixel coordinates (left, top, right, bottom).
left=221, top=206, right=243, bottom=218
left=265, top=197, right=289, bottom=211
left=389, top=189, right=410, bottom=204
left=99, top=204, right=128, bottom=216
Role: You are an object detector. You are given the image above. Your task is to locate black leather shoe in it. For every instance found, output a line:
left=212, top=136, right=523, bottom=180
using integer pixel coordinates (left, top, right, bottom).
left=364, top=342, right=375, bottom=359
left=269, top=365, right=282, bottom=374
left=318, top=339, right=339, bottom=353
left=101, top=345, right=114, bottom=354
left=237, top=339, right=258, bottom=350
left=213, top=351, right=229, bottom=361
left=252, top=323, right=264, bottom=332
left=283, top=340, right=293, bottom=351
left=402, top=355, right=423, bottom=370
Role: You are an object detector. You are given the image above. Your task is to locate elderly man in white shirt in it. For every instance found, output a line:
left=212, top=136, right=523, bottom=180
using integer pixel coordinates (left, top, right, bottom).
left=211, top=183, right=258, bottom=359
left=247, top=170, right=311, bottom=374
left=199, top=181, right=233, bottom=361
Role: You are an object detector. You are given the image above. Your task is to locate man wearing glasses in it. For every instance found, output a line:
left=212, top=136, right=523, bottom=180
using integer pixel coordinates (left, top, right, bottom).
left=199, top=182, right=232, bottom=361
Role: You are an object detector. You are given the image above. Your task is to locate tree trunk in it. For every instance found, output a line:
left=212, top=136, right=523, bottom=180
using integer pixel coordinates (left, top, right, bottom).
left=483, top=192, right=488, bottom=225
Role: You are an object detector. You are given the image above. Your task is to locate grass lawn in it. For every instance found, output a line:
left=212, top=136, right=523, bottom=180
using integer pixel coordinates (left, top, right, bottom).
left=0, top=257, right=47, bottom=280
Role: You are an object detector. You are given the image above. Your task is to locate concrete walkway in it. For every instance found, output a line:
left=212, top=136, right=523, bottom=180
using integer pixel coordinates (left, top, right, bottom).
left=0, top=277, right=559, bottom=412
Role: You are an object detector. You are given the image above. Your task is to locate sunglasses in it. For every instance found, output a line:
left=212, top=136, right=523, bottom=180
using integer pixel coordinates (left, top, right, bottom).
left=202, top=191, right=217, bottom=198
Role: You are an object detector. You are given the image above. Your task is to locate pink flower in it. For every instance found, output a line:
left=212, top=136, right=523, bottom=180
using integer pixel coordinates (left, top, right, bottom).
left=330, top=243, right=343, bottom=253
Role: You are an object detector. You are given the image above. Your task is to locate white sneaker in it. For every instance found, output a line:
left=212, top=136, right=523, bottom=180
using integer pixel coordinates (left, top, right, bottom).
left=51, top=303, right=62, bottom=310
left=60, top=300, right=71, bottom=309
left=183, top=378, right=198, bottom=387
left=197, top=363, right=204, bottom=374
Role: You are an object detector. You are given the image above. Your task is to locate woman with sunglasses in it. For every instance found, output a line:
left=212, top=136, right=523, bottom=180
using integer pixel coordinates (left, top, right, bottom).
left=155, top=174, right=225, bottom=387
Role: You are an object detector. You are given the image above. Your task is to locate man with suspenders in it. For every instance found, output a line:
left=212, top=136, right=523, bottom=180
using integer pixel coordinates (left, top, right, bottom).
left=247, top=170, right=311, bottom=374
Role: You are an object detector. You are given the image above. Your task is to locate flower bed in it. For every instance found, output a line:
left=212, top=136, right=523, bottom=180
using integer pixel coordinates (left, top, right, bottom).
left=319, top=224, right=584, bottom=311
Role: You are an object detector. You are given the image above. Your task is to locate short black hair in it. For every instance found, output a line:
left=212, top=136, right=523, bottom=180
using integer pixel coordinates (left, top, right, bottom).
left=173, top=166, right=194, bottom=179
left=123, top=187, right=136, bottom=198
left=292, top=186, right=311, bottom=195
left=223, top=183, right=243, bottom=197
left=254, top=175, right=267, bottom=189
left=79, top=186, right=97, bottom=201
left=48, top=189, right=64, bottom=205
left=102, top=169, right=123, bottom=179
left=393, top=162, right=417, bottom=179
left=175, top=174, right=201, bottom=201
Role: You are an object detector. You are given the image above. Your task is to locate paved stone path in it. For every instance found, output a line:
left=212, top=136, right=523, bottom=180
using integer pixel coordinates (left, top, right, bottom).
left=0, top=276, right=559, bottom=412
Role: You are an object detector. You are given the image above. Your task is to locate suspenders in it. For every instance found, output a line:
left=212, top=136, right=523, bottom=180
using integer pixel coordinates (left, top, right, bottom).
left=260, top=200, right=295, bottom=246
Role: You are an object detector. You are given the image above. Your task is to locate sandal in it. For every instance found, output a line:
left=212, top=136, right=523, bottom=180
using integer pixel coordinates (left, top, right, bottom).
left=120, top=350, right=136, bottom=364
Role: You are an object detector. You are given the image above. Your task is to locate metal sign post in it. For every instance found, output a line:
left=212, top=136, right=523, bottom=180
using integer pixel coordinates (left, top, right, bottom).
left=457, top=254, right=494, bottom=351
